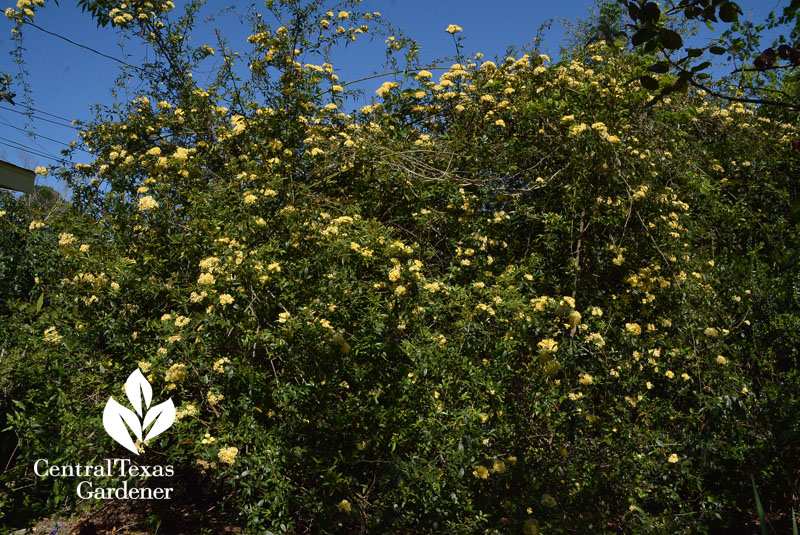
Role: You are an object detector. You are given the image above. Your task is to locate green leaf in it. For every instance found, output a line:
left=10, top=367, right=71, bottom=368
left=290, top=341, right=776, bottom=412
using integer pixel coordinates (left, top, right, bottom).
left=661, top=30, right=683, bottom=50
left=647, top=62, right=670, bottom=73
left=632, top=29, right=658, bottom=47
left=791, top=199, right=800, bottom=225
left=35, top=292, right=44, bottom=314
left=751, top=475, right=768, bottom=535
left=692, top=61, right=712, bottom=72
left=640, top=2, right=661, bottom=24
left=639, top=75, right=659, bottom=90
left=709, top=45, right=727, bottom=55
left=719, top=2, right=741, bottom=23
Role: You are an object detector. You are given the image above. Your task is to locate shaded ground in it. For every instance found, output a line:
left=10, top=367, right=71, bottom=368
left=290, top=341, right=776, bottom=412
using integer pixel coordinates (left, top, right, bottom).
left=10, top=499, right=239, bottom=535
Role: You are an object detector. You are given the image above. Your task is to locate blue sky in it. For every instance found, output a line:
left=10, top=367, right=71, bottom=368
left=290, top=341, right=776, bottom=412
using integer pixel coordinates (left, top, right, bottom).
left=0, top=1, right=785, bottom=195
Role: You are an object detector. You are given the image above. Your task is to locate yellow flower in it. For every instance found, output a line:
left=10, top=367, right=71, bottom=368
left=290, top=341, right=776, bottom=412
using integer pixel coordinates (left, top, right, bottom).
left=164, top=363, right=187, bottom=382
left=445, top=24, right=463, bottom=34
left=665, top=370, right=675, bottom=379
left=376, top=81, right=398, bottom=97
left=625, top=323, right=642, bottom=336
left=213, top=357, right=231, bottom=373
left=219, top=293, right=234, bottom=305
left=218, top=446, right=239, bottom=464
left=338, top=499, right=352, bottom=513
left=537, top=338, right=558, bottom=355
left=58, top=233, right=76, bottom=246
left=492, top=459, right=506, bottom=473
left=578, top=373, right=593, bottom=385
left=473, top=465, right=489, bottom=479
left=198, top=272, right=215, bottom=285
left=43, top=326, right=62, bottom=344
left=138, top=195, right=159, bottom=211
left=716, top=355, right=727, bottom=365
left=668, top=453, right=679, bottom=463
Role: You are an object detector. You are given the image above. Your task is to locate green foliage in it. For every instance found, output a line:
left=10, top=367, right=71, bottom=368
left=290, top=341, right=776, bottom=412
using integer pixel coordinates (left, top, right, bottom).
left=1, top=1, right=800, bottom=534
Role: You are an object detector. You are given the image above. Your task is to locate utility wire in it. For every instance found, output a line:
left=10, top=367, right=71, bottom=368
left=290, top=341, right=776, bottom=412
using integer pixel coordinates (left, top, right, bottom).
left=10, top=102, right=80, bottom=124
left=0, top=105, right=78, bottom=129
left=28, top=22, right=145, bottom=72
left=0, top=113, right=59, bottom=157
left=0, top=117, right=85, bottom=152
left=0, top=138, right=65, bottom=164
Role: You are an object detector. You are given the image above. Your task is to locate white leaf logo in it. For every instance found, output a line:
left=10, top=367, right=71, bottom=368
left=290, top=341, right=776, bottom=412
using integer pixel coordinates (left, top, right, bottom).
left=103, top=369, right=176, bottom=455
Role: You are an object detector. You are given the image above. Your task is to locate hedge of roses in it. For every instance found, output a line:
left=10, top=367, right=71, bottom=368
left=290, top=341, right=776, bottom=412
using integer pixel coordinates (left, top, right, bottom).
left=2, top=1, right=800, bottom=533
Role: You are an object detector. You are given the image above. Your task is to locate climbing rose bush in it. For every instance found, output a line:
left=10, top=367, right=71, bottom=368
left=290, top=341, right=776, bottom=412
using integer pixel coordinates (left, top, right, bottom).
left=2, top=1, right=800, bottom=533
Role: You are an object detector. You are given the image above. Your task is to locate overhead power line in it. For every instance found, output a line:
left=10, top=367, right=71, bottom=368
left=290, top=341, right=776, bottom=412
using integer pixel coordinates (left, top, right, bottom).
left=11, top=102, right=80, bottom=124
left=0, top=117, right=85, bottom=152
left=28, top=22, right=144, bottom=72
left=0, top=136, right=65, bottom=163
left=0, top=105, right=78, bottom=129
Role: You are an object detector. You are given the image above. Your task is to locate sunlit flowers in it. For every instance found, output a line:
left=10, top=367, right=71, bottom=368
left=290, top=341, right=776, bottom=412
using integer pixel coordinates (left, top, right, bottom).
left=338, top=499, right=352, bottom=513
left=537, top=338, right=558, bottom=355
left=198, top=272, right=215, bottom=285
left=164, top=363, right=187, bottom=382
left=625, top=323, right=642, bottom=336
left=58, top=233, right=76, bottom=246
left=445, top=24, right=462, bottom=34
left=473, top=465, right=489, bottom=479
left=138, top=196, right=159, bottom=211
left=43, top=326, right=62, bottom=344
left=375, top=81, right=398, bottom=97
left=219, top=293, right=234, bottom=305
left=668, top=453, right=679, bottom=463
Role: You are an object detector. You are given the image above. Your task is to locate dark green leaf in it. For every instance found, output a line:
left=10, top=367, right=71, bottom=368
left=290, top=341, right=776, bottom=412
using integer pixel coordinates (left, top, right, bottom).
left=791, top=199, right=800, bottom=225
left=632, top=29, right=658, bottom=46
left=640, top=2, right=661, bottom=24
left=661, top=30, right=683, bottom=50
left=709, top=45, right=727, bottom=54
left=719, top=2, right=741, bottom=23
left=639, top=75, right=659, bottom=90
left=648, top=62, right=670, bottom=73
